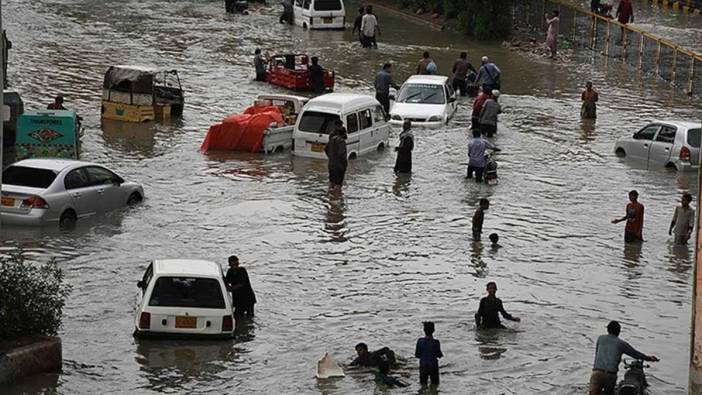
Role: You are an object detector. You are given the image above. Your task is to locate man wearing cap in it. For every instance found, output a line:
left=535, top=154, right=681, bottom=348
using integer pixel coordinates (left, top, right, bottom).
left=588, top=320, right=658, bottom=395
left=475, top=56, right=501, bottom=91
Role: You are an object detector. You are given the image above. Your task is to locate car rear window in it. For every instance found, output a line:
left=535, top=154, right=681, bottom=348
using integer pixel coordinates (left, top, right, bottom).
left=148, top=277, right=225, bottom=309
left=2, top=166, right=57, bottom=188
left=688, top=128, right=701, bottom=148
left=298, top=111, right=340, bottom=134
left=314, top=0, right=342, bottom=10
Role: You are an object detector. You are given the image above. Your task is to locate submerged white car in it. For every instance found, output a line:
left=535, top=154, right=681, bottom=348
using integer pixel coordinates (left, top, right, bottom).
left=1, top=159, right=144, bottom=227
left=389, top=75, right=457, bottom=128
left=134, top=259, right=234, bottom=339
left=614, top=120, right=701, bottom=172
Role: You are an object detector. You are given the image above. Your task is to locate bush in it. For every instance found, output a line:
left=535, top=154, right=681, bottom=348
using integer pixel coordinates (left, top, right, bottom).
left=0, top=251, right=72, bottom=339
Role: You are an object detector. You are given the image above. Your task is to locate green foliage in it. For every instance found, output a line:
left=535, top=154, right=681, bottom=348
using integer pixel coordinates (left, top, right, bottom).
left=0, top=251, right=72, bottom=339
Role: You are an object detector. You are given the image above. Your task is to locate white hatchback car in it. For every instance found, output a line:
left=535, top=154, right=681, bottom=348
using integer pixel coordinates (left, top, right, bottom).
left=134, top=259, right=234, bottom=339
left=614, top=120, right=701, bottom=171
left=389, top=75, right=457, bottom=128
left=1, top=159, right=144, bottom=227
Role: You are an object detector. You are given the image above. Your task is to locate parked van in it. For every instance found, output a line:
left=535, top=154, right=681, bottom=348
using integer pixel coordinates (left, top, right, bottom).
left=293, top=0, right=345, bottom=30
left=292, top=93, right=390, bottom=159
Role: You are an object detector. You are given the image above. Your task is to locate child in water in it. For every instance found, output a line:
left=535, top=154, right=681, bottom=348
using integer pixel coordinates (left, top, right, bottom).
left=489, top=233, right=502, bottom=249
left=415, top=321, right=443, bottom=386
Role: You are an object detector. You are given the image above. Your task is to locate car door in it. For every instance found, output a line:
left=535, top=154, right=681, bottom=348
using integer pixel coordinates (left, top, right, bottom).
left=357, top=107, right=374, bottom=155
left=345, top=112, right=361, bottom=156
left=372, top=105, right=389, bottom=146
left=647, top=124, right=677, bottom=167
left=445, top=83, right=457, bottom=118
left=85, top=166, right=126, bottom=212
left=63, top=167, right=98, bottom=218
left=136, top=262, right=154, bottom=313
left=628, top=124, right=660, bottom=163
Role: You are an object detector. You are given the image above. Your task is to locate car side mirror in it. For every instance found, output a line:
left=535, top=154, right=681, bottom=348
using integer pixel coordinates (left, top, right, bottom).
left=113, top=176, right=124, bottom=186
left=137, top=280, right=146, bottom=289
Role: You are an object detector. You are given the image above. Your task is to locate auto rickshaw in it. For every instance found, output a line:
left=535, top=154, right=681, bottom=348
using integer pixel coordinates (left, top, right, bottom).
left=101, top=66, right=184, bottom=122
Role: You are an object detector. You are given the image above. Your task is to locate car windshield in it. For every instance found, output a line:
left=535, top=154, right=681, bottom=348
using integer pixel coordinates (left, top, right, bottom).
left=397, top=84, right=445, bottom=105
left=313, top=0, right=342, bottom=10
left=688, top=128, right=701, bottom=148
left=298, top=111, right=340, bottom=134
left=148, top=277, right=225, bottom=309
left=2, top=166, right=57, bottom=188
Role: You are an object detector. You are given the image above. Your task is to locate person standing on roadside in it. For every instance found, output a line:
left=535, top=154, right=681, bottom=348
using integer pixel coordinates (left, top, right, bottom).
left=669, top=193, right=695, bottom=245
left=475, top=56, right=501, bottom=90
left=224, top=255, right=257, bottom=316
left=360, top=6, right=380, bottom=49
left=471, top=86, right=491, bottom=130
left=588, top=321, right=659, bottom=395
left=416, top=51, right=433, bottom=75
left=253, top=48, right=267, bottom=82
left=612, top=190, right=644, bottom=243
left=325, top=119, right=348, bottom=192
left=478, top=90, right=501, bottom=138
left=415, top=321, right=442, bottom=387
left=581, top=81, right=599, bottom=119
left=308, top=56, right=325, bottom=94
left=352, top=6, right=366, bottom=46
left=545, top=10, right=560, bottom=58
left=452, top=52, right=477, bottom=97
left=374, top=63, right=399, bottom=114
left=394, top=120, right=414, bottom=174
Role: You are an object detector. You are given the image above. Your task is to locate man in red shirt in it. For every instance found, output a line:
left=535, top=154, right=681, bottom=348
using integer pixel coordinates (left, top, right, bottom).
left=612, top=190, right=644, bottom=242
left=616, top=0, right=633, bottom=25
left=471, top=87, right=492, bottom=131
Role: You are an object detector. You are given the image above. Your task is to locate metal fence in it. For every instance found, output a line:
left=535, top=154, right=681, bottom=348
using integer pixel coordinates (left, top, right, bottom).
left=514, top=0, right=702, bottom=97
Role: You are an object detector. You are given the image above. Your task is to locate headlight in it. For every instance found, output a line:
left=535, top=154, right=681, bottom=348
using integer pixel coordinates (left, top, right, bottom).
left=427, top=116, right=441, bottom=122
left=391, top=115, right=402, bottom=121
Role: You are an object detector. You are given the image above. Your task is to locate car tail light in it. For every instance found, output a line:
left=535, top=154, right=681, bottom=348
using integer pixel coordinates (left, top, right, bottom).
left=139, top=312, right=151, bottom=330
left=222, top=315, right=233, bottom=332
left=680, top=146, right=691, bottom=161
left=21, top=196, right=49, bottom=209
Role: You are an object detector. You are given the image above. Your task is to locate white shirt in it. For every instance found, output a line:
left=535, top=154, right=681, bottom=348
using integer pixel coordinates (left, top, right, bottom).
left=361, top=14, right=378, bottom=37
left=672, top=206, right=695, bottom=236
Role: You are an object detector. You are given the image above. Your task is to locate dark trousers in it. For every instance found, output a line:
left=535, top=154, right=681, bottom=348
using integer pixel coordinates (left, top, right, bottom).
left=234, top=304, right=254, bottom=316
left=419, top=365, right=439, bottom=386
left=279, top=10, right=293, bottom=24
left=452, top=78, right=467, bottom=96
left=255, top=72, right=266, bottom=82
left=481, top=124, right=497, bottom=138
left=466, top=165, right=484, bottom=182
left=471, top=117, right=480, bottom=130
left=376, top=92, right=390, bottom=114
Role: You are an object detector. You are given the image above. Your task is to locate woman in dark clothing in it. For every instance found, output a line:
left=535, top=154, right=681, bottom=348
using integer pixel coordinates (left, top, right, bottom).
left=308, top=56, right=325, bottom=94
left=224, top=255, right=256, bottom=316
left=394, top=120, right=414, bottom=174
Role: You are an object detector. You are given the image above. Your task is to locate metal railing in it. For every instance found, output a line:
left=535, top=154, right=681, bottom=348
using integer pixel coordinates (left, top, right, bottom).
left=514, top=0, right=702, bottom=97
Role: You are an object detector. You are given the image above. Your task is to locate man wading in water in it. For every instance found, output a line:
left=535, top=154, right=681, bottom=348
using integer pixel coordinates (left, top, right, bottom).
left=612, top=190, right=644, bottom=243
left=325, top=120, right=348, bottom=193
left=669, top=193, right=695, bottom=245
left=394, top=120, right=414, bottom=174
left=581, top=81, right=599, bottom=119
left=224, top=255, right=257, bottom=316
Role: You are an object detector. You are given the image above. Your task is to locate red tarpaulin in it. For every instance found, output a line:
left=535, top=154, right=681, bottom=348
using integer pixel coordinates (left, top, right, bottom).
left=200, top=106, right=285, bottom=153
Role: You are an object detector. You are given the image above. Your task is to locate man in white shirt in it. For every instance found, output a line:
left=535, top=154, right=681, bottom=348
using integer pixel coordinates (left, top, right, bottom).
left=669, top=193, right=695, bottom=244
left=360, top=6, right=379, bottom=48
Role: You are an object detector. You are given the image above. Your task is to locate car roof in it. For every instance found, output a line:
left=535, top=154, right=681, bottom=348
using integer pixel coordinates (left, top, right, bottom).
left=153, top=259, right=223, bottom=277
left=10, top=158, right=98, bottom=172
left=651, top=120, right=701, bottom=129
left=305, top=93, right=378, bottom=112
left=405, top=75, right=449, bottom=85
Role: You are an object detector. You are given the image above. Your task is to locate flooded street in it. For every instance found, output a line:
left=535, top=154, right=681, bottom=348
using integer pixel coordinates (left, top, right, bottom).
left=3, top=0, right=702, bottom=393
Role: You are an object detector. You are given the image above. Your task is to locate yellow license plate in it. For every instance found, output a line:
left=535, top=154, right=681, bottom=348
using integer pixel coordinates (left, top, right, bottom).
left=1, top=197, right=14, bottom=207
left=323, top=17, right=333, bottom=23
left=175, top=316, right=197, bottom=329
left=311, top=143, right=325, bottom=152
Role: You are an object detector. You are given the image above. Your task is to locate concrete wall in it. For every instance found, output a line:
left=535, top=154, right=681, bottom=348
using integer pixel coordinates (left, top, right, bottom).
left=0, top=336, right=62, bottom=384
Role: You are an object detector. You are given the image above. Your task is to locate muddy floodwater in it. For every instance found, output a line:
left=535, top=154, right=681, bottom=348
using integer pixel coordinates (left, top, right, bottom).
left=2, top=0, right=702, bottom=393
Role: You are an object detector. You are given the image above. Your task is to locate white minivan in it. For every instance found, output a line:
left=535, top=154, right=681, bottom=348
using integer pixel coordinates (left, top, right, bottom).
left=293, top=0, right=345, bottom=30
left=292, top=93, right=390, bottom=159
left=134, top=259, right=234, bottom=339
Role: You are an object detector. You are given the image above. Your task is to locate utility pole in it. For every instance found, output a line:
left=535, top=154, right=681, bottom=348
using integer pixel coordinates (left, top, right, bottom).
left=1, top=0, right=4, bottom=232
left=691, top=116, right=702, bottom=395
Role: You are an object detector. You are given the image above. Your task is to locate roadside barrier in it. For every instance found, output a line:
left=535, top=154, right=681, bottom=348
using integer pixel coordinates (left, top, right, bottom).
left=514, top=0, right=702, bottom=97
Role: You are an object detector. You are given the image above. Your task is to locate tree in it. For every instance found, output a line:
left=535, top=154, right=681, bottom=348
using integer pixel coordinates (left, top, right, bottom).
left=0, top=251, right=72, bottom=339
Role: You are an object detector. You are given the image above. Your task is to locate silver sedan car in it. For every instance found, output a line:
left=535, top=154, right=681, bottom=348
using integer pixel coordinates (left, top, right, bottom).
left=1, top=159, right=144, bottom=227
left=614, top=120, right=701, bottom=172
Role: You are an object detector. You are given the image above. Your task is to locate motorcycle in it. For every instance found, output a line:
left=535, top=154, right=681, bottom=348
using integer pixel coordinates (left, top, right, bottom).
left=484, top=149, right=499, bottom=185
left=617, top=359, right=648, bottom=395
